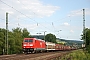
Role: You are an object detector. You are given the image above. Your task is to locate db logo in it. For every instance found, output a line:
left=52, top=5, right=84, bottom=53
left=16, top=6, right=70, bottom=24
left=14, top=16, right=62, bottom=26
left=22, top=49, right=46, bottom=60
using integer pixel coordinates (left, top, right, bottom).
left=40, top=42, right=42, bottom=47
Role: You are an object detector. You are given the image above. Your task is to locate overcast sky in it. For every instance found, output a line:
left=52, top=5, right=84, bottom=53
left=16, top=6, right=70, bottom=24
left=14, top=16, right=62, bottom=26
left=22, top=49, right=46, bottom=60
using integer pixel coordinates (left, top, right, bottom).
left=0, top=0, right=90, bottom=40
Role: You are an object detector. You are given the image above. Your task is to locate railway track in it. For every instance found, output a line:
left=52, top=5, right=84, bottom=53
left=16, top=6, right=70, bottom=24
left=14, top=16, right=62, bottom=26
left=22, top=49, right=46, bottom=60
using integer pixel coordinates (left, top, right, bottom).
left=0, top=51, right=72, bottom=60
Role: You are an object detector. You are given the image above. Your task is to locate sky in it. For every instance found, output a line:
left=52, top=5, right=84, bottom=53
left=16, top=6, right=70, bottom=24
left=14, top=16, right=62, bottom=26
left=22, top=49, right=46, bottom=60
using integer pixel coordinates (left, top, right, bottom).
left=0, top=0, right=90, bottom=40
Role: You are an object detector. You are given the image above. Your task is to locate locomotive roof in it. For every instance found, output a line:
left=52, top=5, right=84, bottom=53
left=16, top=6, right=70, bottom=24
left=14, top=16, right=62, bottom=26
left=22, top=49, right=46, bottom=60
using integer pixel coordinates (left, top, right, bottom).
left=24, top=38, right=45, bottom=42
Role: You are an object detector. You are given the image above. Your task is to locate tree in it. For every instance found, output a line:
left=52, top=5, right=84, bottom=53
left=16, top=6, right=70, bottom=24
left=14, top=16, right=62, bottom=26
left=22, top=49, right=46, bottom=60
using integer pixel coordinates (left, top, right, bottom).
left=45, top=33, right=56, bottom=43
left=12, top=27, right=23, bottom=53
left=0, top=28, right=6, bottom=54
left=8, top=31, right=15, bottom=54
left=22, top=28, right=30, bottom=38
left=0, top=31, right=4, bottom=54
left=81, top=28, right=90, bottom=53
left=11, top=27, right=31, bottom=54
left=81, top=28, right=90, bottom=46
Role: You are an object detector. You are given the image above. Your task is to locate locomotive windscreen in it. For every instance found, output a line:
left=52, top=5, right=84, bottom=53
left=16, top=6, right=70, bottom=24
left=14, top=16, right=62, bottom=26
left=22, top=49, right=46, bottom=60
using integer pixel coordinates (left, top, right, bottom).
left=24, top=40, right=33, bottom=42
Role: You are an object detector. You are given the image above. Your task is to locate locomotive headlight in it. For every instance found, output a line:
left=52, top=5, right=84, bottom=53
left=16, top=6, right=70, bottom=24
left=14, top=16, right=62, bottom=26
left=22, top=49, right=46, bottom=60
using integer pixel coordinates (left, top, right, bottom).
left=23, top=44, right=26, bottom=46
left=30, top=44, right=33, bottom=46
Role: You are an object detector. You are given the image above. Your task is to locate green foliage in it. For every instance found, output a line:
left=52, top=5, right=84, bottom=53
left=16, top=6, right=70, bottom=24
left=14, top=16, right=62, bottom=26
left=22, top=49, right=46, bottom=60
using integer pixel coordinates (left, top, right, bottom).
left=22, top=28, right=30, bottom=38
left=60, top=50, right=90, bottom=60
left=86, top=45, right=90, bottom=53
left=45, top=33, right=56, bottom=43
left=0, top=28, right=6, bottom=54
left=0, top=27, right=30, bottom=54
left=11, top=27, right=23, bottom=53
left=81, top=28, right=90, bottom=45
left=81, top=28, right=90, bottom=53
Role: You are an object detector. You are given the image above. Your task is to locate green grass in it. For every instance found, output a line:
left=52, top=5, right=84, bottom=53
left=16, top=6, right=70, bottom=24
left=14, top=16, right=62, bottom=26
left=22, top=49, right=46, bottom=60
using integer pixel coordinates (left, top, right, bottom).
left=60, top=49, right=90, bottom=60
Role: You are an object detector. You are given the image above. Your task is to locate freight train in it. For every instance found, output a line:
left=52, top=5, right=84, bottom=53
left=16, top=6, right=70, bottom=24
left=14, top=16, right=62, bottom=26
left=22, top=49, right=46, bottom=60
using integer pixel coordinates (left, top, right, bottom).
left=22, top=38, right=71, bottom=54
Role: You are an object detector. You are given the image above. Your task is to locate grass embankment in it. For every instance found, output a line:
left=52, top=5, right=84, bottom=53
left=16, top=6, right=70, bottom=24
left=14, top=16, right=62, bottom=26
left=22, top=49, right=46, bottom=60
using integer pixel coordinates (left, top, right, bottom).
left=61, top=49, right=90, bottom=60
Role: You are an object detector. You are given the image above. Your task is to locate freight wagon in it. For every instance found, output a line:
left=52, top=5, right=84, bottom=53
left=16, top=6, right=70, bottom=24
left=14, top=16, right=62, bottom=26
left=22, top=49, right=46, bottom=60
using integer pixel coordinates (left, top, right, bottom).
left=46, top=42, right=55, bottom=51
left=55, top=44, right=64, bottom=51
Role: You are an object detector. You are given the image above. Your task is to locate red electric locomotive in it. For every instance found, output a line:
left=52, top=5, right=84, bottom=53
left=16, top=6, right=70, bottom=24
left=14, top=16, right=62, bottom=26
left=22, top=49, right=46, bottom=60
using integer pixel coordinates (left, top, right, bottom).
left=22, top=38, right=46, bottom=53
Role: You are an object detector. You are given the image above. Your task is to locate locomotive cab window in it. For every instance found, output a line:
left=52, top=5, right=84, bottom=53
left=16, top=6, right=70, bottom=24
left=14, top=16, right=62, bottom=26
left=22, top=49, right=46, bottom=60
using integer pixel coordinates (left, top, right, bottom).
left=29, top=40, right=33, bottom=42
left=24, top=40, right=28, bottom=42
left=24, top=40, right=33, bottom=42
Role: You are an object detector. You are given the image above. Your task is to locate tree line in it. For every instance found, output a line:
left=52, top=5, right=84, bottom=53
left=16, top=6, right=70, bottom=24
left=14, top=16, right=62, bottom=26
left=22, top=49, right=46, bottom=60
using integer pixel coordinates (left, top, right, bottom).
left=0, top=27, right=30, bottom=54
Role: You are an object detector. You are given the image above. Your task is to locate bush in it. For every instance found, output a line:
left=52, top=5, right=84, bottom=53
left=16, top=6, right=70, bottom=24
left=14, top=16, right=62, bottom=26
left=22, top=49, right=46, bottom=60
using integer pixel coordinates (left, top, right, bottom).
left=86, top=45, right=90, bottom=53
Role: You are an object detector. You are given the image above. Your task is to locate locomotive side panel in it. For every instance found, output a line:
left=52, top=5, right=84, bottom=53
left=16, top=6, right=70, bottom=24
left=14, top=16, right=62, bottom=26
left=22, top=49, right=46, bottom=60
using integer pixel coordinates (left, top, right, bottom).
left=34, top=39, right=46, bottom=51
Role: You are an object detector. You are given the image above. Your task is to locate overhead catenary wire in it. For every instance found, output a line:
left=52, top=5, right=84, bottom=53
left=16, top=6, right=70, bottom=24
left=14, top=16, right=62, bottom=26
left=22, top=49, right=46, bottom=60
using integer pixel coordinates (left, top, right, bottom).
left=0, top=0, right=68, bottom=32
left=0, top=0, right=37, bottom=23
left=52, top=9, right=83, bottom=38
left=0, top=0, right=84, bottom=39
left=53, top=9, right=82, bottom=23
left=0, top=0, right=54, bottom=32
left=17, top=0, right=61, bottom=30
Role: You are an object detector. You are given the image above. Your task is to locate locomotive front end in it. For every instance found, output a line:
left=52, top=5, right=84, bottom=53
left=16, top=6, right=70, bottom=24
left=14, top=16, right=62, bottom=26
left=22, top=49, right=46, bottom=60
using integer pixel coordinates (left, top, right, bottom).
left=22, top=38, right=34, bottom=53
